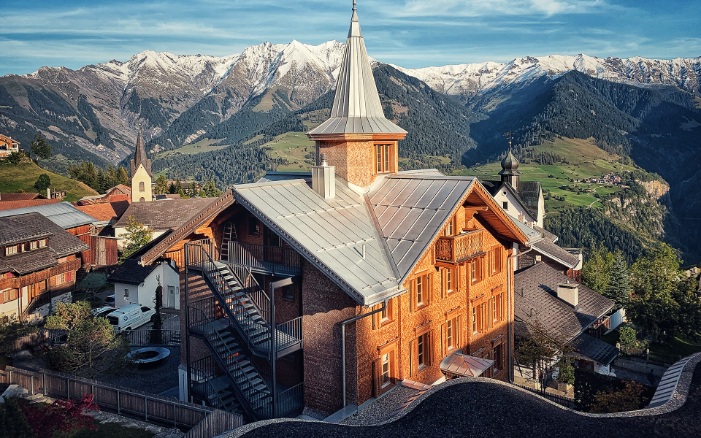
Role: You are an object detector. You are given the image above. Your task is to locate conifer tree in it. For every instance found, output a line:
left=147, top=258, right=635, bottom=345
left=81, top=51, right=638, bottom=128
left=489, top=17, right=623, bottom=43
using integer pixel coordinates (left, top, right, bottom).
left=605, top=251, right=630, bottom=308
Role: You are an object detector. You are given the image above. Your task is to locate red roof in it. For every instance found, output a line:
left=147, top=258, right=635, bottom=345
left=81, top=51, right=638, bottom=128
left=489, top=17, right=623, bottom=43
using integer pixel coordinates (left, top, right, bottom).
left=0, top=199, right=60, bottom=211
left=0, top=193, right=42, bottom=201
left=75, top=203, right=120, bottom=222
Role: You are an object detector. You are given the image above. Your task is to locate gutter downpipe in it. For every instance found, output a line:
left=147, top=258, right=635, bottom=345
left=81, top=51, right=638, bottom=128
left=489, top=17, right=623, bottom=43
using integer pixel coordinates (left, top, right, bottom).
left=508, top=244, right=534, bottom=383
left=340, top=300, right=386, bottom=408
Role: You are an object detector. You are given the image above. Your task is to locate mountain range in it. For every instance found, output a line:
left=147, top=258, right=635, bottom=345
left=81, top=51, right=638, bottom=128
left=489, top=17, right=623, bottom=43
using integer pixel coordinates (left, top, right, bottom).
left=1, top=41, right=700, bottom=261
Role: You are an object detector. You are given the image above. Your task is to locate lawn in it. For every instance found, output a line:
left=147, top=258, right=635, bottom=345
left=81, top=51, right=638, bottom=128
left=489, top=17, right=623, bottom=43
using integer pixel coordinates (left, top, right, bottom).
left=156, top=138, right=228, bottom=158
left=73, top=421, right=155, bottom=438
left=648, top=336, right=701, bottom=364
left=0, top=160, right=97, bottom=202
left=459, top=137, right=639, bottom=212
left=262, top=132, right=316, bottom=171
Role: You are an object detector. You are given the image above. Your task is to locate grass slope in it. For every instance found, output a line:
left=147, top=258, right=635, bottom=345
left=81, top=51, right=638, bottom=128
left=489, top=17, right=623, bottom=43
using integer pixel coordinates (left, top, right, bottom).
left=261, top=132, right=315, bottom=172
left=460, top=137, right=639, bottom=212
left=0, top=159, right=98, bottom=202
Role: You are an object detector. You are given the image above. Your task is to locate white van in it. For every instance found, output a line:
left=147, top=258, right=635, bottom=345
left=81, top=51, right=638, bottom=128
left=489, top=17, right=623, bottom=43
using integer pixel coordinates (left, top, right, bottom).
left=106, top=304, right=156, bottom=333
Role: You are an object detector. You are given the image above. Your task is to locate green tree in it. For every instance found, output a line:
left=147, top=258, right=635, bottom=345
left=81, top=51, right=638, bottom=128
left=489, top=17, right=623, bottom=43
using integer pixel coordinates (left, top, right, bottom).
left=589, top=381, right=648, bottom=413
left=120, top=215, right=153, bottom=261
left=45, top=301, right=128, bottom=376
left=0, top=398, right=33, bottom=438
left=154, top=174, right=169, bottom=195
left=618, top=325, right=639, bottom=354
left=582, top=244, right=615, bottom=293
left=671, top=277, right=701, bottom=339
left=605, top=250, right=630, bottom=308
left=628, top=243, right=682, bottom=340
left=202, top=179, right=221, bottom=197
left=33, top=173, right=51, bottom=193
left=117, top=166, right=130, bottom=185
left=5, top=151, right=24, bottom=164
left=68, top=161, right=99, bottom=191
left=30, top=134, right=52, bottom=160
left=515, top=319, right=571, bottom=390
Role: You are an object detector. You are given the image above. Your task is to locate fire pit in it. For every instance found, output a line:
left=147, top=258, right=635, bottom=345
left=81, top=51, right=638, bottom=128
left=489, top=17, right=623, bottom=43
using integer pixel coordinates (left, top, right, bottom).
left=126, top=347, right=170, bottom=367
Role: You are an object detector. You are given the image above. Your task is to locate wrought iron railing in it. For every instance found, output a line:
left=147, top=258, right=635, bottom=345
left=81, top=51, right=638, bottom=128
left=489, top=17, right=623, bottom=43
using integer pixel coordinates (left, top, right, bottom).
left=276, top=317, right=303, bottom=353
left=229, top=242, right=301, bottom=276
left=190, top=356, right=238, bottom=413
left=229, top=263, right=271, bottom=324
left=435, top=229, right=484, bottom=263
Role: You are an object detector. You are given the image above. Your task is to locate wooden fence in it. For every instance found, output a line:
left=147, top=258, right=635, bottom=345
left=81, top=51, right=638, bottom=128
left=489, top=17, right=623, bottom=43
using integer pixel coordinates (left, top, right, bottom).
left=0, top=366, right=243, bottom=436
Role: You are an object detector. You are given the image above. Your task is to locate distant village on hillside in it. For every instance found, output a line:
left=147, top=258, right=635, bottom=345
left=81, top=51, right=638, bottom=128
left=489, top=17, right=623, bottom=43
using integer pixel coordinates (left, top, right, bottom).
left=0, top=4, right=700, bottom=438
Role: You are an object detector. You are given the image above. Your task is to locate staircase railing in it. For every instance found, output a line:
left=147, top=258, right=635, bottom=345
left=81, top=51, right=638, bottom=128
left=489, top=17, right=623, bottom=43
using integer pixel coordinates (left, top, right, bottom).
left=187, top=241, right=271, bottom=356
left=228, top=263, right=271, bottom=324
left=276, top=317, right=303, bottom=353
left=188, top=299, right=272, bottom=420
left=190, top=356, right=232, bottom=411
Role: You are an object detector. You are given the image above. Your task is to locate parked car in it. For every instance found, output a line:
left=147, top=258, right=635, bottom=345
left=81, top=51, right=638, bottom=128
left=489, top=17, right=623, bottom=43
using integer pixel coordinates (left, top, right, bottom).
left=91, top=306, right=116, bottom=318
left=106, top=304, right=155, bottom=333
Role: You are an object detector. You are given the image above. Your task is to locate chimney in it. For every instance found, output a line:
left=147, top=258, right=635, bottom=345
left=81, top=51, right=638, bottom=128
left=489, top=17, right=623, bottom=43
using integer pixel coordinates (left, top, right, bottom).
left=47, top=188, right=51, bottom=199
left=557, top=282, right=579, bottom=307
left=312, top=153, right=335, bottom=199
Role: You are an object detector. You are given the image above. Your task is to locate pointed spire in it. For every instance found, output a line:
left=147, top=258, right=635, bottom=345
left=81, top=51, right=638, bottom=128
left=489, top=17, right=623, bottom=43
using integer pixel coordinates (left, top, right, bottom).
left=308, top=2, right=406, bottom=136
left=130, top=128, right=152, bottom=177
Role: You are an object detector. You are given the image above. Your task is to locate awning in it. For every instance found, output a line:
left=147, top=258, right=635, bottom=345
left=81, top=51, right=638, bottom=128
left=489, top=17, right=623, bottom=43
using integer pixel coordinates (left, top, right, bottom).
left=440, top=352, right=494, bottom=378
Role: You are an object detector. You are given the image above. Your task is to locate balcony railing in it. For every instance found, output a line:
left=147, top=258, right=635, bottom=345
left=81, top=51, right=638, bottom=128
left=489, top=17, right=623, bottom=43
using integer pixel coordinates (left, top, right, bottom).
left=435, top=229, right=484, bottom=263
left=228, top=242, right=301, bottom=276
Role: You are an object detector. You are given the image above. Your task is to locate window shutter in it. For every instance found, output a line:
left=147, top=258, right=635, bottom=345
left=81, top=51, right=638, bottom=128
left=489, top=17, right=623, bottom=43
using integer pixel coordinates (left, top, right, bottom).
left=440, top=323, right=445, bottom=357
left=409, top=340, right=414, bottom=377
left=372, top=359, right=381, bottom=397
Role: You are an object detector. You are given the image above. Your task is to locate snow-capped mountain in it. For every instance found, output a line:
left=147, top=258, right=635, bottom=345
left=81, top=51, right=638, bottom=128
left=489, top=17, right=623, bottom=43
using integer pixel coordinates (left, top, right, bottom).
left=397, top=54, right=701, bottom=101
left=0, top=40, right=699, bottom=165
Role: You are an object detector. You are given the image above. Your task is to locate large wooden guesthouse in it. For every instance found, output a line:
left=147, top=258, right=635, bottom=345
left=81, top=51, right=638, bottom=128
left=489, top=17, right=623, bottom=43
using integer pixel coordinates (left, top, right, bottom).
left=132, top=3, right=532, bottom=422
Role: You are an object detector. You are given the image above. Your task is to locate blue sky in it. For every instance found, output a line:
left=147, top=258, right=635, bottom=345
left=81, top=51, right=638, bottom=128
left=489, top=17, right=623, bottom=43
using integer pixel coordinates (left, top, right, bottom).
left=1, top=0, right=700, bottom=76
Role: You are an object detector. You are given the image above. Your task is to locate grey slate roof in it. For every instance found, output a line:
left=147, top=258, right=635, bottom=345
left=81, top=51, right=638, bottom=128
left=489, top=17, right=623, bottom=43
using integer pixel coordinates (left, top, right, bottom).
left=0, top=202, right=95, bottom=230
left=115, top=198, right=218, bottom=230
left=531, top=238, right=581, bottom=269
left=518, top=181, right=542, bottom=218
left=109, top=258, right=168, bottom=285
left=130, top=129, right=152, bottom=177
left=514, top=262, right=614, bottom=342
left=308, top=5, right=405, bottom=136
left=234, top=178, right=401, bottom=305
left=571, top=333, right=619, bottom=365
left=368, top=174, right=476, bottom=280
left=0, top=213, right=88, bottom=275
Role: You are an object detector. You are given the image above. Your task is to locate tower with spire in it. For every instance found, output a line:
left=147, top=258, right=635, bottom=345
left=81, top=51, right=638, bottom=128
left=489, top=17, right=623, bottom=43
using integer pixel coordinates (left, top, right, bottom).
left=307, top=1, right=407, bottom=190
left=129, top=129, right=153, bottom=203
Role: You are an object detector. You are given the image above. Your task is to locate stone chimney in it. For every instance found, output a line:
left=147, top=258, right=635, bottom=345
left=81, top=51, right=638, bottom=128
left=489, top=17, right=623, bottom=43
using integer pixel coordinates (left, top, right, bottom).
left=557, top=282, right=579, bottom=307
left=312, top=153, right=335, bottom=199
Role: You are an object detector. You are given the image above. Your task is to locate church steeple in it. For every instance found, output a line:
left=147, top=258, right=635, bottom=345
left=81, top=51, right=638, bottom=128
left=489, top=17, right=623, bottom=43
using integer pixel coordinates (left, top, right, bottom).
left=130, top=128, right=151, bottom=177
left=129, top=128, right=153, bottom=202
left=308, top=1, right=406, bottom=190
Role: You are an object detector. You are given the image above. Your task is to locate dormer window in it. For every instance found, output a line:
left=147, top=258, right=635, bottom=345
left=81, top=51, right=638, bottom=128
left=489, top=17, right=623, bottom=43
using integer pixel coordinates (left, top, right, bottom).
left=38, top=239, right=47, bottom=248
left=5, top=245, right=17, bottom=256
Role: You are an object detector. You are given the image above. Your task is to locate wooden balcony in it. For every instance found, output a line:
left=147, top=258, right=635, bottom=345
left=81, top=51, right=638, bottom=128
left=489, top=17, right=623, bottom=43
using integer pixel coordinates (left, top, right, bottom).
left=435, top=230, right=484, bottom=263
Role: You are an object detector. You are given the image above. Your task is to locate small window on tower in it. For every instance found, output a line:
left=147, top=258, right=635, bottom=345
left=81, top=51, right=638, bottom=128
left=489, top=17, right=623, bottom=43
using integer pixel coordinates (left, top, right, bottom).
left=139, top=181, right=145, bottom=192
left=375, top=144, right=391, bottom=173
left=502, top=201, right=508, bottom=210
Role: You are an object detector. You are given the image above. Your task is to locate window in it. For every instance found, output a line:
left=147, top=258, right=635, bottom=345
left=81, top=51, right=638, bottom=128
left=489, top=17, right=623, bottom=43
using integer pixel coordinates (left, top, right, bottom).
left=139, top=197, right=145, bottom=202
left=139, top=181, right=145, bottom=192
left=494, top=343, right=504, bottom=373
left=443, top=268, right=454, bottom=295
left=444, top=219, right=454, bottom=236
left=247, top=216, right=260, bottom=236
left=375, top=144, right=391, bottom=173
left=472, top=306, right=477, bottom=333
left=30, top=240, right=38, bottom=250
left=417, top=332, right=430, bottom=368
left=381, top=353, right=391, bottom=387
left=473, top=302, right=488, bottom=334
left=412, top=274, right=430, bottom=310
left=380, top=298, right=393, bottom=323
left=490, top=247, right=502, bottom=275
left=1, top=289, right=18, bottom=304
left=5, top=245, right=17, bottom=256
left=446, top=316, right=460, bottom=352
left=470, top=258, right=483, bottom=284
left=502, top=201, right=508, bottom=210
left=495, top=292, right=504, bottom=322
left=124, top=288, right=129, bottom=298
left=38, top=239, right=47, bottom=248
left=55, top=272, right=73, bottom=285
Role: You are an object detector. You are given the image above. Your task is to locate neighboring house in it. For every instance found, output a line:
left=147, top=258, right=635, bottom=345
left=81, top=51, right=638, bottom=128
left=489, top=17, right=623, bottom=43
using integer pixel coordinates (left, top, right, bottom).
left=0, top=212, right=88, bottom=322
left=482, top=151, right=545, bottom=229
left=132, top=5, right=533, bottom=423
left=514, top=262, right=618, bottom=378
left=0, top=193, right=61, bottom=211
left=108, top=258, right=180, bottom=310
left=0, top=134, right=20, bottom=158
left=113, top=197, right=219, bottom=254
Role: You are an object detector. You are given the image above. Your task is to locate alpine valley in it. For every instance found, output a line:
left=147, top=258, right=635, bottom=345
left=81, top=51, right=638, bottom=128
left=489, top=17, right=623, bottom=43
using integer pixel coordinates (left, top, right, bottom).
left=1, top=42, right=700, bottom=262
